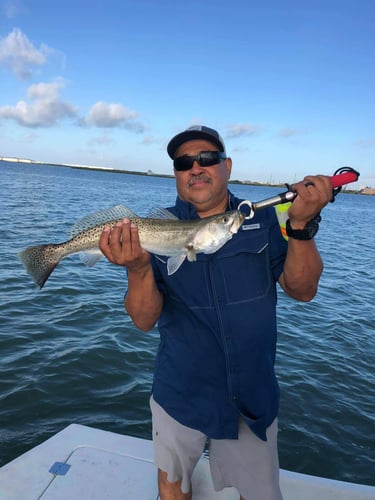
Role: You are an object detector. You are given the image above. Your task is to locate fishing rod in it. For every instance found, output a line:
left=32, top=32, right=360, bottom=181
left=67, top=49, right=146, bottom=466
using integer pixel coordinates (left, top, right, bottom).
left=238, top=167, right=360, bottom=219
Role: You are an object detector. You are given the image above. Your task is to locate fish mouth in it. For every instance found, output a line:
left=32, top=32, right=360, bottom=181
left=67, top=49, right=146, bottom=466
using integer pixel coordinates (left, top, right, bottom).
left=229, top=211, right=245, bottom=233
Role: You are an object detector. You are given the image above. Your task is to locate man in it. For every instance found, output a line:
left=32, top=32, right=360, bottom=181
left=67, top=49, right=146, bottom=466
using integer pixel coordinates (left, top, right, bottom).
left=99, top=125, right=333, bottom=500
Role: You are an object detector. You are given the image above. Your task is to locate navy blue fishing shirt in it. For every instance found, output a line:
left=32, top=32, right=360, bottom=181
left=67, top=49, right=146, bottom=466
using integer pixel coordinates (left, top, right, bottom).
left=149, top=191, right=288, bottom=441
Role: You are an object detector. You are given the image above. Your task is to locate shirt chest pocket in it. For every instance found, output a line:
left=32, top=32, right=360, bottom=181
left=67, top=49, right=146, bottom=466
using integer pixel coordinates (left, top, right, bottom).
left=215, top=229, right=272, bottom=305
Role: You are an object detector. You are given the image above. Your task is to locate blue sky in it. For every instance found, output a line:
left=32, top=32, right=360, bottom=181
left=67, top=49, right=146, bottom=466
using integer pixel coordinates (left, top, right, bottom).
left=0, top=0, right=374, bottom=188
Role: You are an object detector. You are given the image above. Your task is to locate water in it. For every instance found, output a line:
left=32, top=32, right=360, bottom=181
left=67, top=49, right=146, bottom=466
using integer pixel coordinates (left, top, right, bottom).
left=0, top=161, right=374, bottom=486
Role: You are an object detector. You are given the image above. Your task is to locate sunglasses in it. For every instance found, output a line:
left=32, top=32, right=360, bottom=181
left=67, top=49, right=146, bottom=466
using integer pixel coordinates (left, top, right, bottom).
left=173, top=151, right=227, bottom=171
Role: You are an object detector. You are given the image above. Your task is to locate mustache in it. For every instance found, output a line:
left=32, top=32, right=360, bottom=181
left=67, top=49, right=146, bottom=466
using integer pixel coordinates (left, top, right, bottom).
left=187, top=173, right=212, bottom=187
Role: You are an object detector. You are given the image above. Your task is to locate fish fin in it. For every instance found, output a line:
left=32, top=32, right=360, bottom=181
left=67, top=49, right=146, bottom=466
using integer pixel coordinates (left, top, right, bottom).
left=68, top=205, right=138, bottom=238
left=167, top=255, right=186, bottom=275
left=79, top=249, right=103, bottom=267
left=19, top=244, right=60, bottom=289
left=147, top=207, right=179, bottom=220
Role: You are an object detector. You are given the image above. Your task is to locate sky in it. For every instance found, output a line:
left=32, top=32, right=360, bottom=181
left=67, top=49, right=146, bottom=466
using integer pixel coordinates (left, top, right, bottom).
left=0, top=0, right=374, bottom=188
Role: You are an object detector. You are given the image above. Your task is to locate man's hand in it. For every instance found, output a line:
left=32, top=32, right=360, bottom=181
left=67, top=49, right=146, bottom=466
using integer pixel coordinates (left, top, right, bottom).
left=99, top=218, right=162, bottom=331
left=99, top=218, right=151, bottom=272
left=287, top=175, right=332, bottom=229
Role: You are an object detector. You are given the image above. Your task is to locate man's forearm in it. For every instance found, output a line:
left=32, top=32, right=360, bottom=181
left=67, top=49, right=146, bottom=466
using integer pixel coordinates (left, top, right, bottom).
left=125, top=265, right=163, bottom=331
left=279, top=238, right=323, bottom=302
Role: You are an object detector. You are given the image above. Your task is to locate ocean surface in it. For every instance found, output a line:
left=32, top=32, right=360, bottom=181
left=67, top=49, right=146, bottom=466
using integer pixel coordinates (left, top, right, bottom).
left=0, top=160, right=374, bottom=487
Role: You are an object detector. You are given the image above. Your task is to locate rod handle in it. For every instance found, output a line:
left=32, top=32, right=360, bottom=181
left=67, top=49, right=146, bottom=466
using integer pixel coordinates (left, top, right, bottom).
left=330, top=170, right=359, bottom=188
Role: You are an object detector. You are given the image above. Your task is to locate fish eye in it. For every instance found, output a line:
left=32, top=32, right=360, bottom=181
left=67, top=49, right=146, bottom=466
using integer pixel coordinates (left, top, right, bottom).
left=222, top=215, right=229, bottom=223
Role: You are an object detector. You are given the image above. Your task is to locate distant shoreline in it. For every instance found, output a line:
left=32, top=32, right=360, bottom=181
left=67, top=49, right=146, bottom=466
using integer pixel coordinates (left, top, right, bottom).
left=1, top=156, right=371, bottom=194
left=0, top=156, right=284, bottom=188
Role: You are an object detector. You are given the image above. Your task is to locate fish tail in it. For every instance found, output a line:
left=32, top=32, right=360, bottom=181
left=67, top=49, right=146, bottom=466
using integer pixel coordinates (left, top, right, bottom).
left=18, top=244, right=62, bottom=289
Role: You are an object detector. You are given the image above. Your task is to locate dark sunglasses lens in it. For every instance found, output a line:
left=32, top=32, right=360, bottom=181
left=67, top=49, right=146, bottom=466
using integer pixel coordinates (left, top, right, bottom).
left=198, top=152, right=222, bottom=166
left=173, top=156, right=194, bottom=171
left=173, top=152, right=226, bottom=171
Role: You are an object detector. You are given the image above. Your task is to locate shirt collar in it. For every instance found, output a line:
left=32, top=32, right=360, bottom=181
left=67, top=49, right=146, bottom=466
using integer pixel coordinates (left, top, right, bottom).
left=174, top=190, right=238, bottom=220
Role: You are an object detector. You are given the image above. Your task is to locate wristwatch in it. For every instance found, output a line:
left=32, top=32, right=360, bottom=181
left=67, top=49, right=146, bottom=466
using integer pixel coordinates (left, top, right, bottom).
left=286, top=215, right=321, bottom=240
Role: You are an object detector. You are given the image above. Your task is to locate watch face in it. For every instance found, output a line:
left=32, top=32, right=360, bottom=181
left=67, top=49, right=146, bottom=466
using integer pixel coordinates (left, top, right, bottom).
left=306, top=220, right=319, bottom=238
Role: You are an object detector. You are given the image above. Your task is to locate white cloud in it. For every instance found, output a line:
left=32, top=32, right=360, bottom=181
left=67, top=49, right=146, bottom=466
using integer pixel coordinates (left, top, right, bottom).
left=231, top=145, right=250, bottom=153
left=225, top=123, right=260, bottom=138
left=0, top=28, right=51, bottom=79
left=0, top=79, right=77, bottom=127
left=141, top=134, right=157, bottom=145
left=83, top=101, right=146, bottom=132
left=88, top=133, right=113, bottom=146
left=3, top=0, right=27, bottom=19
left=0, top=80, right=148, bottom=133
left=278, top=128, right=301, bottom=138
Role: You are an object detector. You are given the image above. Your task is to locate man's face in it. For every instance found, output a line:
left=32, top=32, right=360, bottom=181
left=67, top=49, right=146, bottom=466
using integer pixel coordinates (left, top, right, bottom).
left=173, top=139, right=232, bottom=217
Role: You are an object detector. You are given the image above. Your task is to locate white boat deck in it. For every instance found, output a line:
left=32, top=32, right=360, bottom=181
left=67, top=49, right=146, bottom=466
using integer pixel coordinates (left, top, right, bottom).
left=0, top=424, right=373, bottom=499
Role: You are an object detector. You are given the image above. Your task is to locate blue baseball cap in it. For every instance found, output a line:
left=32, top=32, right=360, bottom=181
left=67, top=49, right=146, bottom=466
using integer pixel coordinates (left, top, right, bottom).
left=167, top=125, right=226, bottom=159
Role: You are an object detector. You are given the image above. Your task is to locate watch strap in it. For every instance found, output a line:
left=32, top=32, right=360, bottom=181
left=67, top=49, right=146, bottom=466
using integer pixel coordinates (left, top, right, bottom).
left=286, top=215, right=321, bottom=240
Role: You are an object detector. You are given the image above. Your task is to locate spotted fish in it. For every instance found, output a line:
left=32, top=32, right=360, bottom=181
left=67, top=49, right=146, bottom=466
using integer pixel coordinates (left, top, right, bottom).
left=19, top=204, right=244, bottom=288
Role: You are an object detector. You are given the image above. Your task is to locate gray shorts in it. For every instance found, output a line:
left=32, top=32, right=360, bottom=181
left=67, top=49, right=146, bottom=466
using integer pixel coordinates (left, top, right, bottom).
left=150, top=396, right=283, bottom=499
